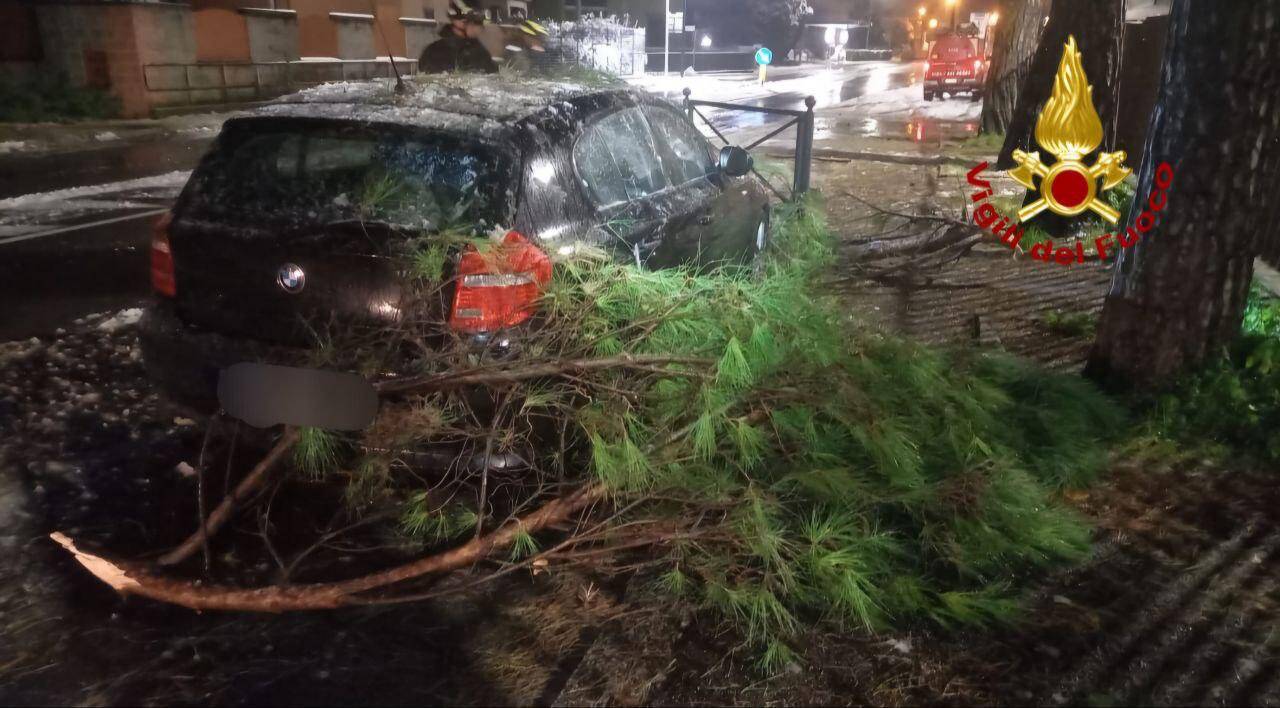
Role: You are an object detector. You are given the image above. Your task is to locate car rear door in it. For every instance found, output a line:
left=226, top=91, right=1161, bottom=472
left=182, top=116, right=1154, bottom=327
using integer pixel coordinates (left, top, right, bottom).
left=641, top=103, right=762, bottom=266
left=571, top=105, right=674, bottom=266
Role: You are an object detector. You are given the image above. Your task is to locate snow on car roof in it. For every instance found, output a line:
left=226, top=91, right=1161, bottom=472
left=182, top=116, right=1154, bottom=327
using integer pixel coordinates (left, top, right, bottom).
left=255, top=74, right=628, bottom=138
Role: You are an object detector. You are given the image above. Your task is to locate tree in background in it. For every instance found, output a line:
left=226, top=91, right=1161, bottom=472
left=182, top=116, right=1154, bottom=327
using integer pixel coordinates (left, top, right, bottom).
left=723, top=0, right=812, bottom=55
left=981, top=0, right=1053, bottom=136
left=995, top=0, right=1125, bottom=170
left=1087, top=0, right=1280, bottom=389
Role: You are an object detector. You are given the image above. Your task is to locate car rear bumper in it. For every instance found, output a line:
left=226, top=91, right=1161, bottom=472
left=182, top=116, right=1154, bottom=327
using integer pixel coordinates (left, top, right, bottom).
left=139, top=301, right=304, bottom=413
left=925, top=78, right=982, bottom=92
left=139, top=302, right=542, bottom=472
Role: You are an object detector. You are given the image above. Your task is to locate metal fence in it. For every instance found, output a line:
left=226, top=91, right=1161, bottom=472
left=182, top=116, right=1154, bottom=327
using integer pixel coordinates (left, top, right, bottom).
left=541, top=17, right=647, bottom=76
left=682, top=89, right=817, bottom=201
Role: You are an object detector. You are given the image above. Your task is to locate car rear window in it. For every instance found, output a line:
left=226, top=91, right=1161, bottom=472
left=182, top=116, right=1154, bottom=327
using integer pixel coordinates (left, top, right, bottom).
left=931, top=37, right=976, bottom=60
left=182, top=119, right=514, bottom=231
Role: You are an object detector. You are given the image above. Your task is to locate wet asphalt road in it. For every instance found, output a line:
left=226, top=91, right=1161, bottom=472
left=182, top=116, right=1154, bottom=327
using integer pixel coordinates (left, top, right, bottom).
left=0, top=62, right=926, bottom=341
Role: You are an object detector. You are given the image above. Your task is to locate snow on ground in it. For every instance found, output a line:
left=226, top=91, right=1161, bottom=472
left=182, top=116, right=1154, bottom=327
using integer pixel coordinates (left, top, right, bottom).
left=0, top=140, right=37, bottom=154
left=832, top=84, right=981, bottom=122
left=96, top=308, right=144, bottom=332
left=0, top=171, right=191, bottom=211
left=630, top=62, right=892, bottom=105
left=93, top=131, right=120, bottom=142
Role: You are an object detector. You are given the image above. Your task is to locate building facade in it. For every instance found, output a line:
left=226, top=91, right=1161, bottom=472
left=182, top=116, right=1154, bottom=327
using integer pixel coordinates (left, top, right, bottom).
left=2, top=0, right=539, bottom=117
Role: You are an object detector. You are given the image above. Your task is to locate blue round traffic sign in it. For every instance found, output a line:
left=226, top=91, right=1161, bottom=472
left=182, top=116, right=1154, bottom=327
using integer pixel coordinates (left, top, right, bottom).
left=755, top=47, right=773, bottom=66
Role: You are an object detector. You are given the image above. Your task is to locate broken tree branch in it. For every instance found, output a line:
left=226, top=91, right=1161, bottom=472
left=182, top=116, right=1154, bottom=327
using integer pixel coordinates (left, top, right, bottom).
left=841, top=191, right=981, bottom=264
left=157, top=426, right=301, bottom=567
left=52, top=482, right=608, bottom=612
left=374, top=354, right=715, bottom=396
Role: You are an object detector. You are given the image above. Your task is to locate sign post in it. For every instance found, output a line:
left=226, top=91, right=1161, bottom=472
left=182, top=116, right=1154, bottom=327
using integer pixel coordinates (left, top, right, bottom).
left=755, top=46, right=773, bottom=84
left=664, top=0, right=670, bottom=75
left=664, top=8, right=685, bottom=76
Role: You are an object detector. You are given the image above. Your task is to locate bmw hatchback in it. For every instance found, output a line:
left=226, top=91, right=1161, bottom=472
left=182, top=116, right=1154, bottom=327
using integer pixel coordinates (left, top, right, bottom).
left=140, top=76, right=772, bottom=415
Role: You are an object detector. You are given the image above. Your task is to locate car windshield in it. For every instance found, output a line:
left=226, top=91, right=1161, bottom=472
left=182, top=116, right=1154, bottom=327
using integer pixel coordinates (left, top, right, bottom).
left=182, top=119, right=514, bottom=232
left=931, top=38, right=975, bottom=60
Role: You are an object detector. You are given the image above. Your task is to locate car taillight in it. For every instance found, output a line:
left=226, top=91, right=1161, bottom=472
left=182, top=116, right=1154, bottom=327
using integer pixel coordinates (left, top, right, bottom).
left=150, top=211, right=176, bottom=298
left=448, top=230, right=551, bottom=333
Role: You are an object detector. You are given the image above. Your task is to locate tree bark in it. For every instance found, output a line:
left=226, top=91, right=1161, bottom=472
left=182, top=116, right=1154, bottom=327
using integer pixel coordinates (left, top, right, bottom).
left=995, top=0, right=1126, bottom=169
left=1086, top=0, right=1280, bottom=390
left=981, top=0, right=1054, bottom=136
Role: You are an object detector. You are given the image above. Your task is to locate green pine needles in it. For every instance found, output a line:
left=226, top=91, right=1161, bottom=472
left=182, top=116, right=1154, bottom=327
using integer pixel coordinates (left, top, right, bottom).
left=1146, top=284, right=1280, bottom=461
left=538, top=193, right=1121, bottom=668
left=326, top=192, right=1121, bottom=671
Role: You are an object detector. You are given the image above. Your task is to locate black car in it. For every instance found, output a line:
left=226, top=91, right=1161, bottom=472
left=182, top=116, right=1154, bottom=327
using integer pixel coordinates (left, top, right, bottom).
left=140, top=75, right=771, bottom=415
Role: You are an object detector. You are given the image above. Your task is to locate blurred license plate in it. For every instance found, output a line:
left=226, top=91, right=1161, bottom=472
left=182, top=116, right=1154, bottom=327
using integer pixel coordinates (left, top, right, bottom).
left=945, top=78, right=959, bottom=84
left=219, top=362, right=378, bottom=430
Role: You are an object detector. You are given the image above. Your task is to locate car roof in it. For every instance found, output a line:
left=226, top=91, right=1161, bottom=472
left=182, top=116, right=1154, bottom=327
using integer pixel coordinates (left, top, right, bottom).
left=250, top=74, right=641, bottom=140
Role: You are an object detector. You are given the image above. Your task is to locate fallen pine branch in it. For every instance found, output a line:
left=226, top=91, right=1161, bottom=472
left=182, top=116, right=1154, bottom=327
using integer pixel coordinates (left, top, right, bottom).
left=158, top=426, right=301, bottom=567
left=374, top=354, right=715, bottom=396
left=52, top=482, right=608, bottom=612
left=844, top=224, right=979, bottom=263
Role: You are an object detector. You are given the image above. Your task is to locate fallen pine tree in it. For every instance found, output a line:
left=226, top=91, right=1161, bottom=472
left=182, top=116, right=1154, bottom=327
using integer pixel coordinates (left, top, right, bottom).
left=55, top=194, right=1124, bottom=669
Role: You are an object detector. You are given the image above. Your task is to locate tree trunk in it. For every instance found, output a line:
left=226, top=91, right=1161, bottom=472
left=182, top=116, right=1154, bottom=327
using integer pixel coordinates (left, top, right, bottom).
left=995, top=0, right=1126, bottom=169
left=981, top=0, right=1053, bottom=136
left=1086, top=0, right=1280, bottom=390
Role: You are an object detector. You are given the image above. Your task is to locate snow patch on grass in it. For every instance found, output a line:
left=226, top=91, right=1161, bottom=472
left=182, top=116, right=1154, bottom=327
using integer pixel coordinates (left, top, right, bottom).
left=0, top=140, right=35, bottom=154
left=96, top=308, right=144, bottom=332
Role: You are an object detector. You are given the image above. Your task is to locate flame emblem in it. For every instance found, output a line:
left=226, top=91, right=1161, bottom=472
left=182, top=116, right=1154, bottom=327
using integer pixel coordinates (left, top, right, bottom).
left=1008, top=36, right=1130, bottom=224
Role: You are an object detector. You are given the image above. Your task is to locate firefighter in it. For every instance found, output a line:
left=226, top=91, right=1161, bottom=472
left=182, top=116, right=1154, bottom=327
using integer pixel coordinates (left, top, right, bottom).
left=418, top=1, right=498, bottom=74
left=503, top=19, right=552, bottom=74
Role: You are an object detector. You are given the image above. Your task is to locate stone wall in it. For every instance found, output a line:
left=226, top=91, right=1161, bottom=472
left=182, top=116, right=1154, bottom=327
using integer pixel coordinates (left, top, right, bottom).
left=331, top=13, right=376, bottom=60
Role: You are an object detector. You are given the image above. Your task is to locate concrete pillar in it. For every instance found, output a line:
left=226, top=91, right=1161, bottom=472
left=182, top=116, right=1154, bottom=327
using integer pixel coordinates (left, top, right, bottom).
left=241, top=8, right=300, bottom=62
left=331, top=12, right=376, bottom=60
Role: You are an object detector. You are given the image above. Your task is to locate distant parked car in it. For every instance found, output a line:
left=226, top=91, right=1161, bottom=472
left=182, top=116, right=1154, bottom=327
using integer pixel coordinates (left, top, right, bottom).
left=923, top=33, right=985, bottom=101
left=140, top=76, right=771, bottom=418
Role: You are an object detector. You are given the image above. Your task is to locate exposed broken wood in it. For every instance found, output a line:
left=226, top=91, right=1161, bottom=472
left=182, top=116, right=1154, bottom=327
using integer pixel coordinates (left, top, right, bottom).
left=53, top=482, right=608, bottom=612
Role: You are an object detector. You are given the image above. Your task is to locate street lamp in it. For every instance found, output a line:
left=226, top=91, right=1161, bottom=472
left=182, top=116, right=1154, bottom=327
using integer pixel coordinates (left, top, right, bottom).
left=928, top=17, right=938, bottom=29
left=946, top=0, right=959, bottom=28
left=990, top=11, right=999, bottom=26
left=700, top=34, right=712, bottom=48
left=917, top=6, right=926, bottom=18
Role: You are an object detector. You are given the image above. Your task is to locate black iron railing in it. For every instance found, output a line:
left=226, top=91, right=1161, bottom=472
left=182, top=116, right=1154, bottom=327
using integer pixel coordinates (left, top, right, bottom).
left=682, top=88, right=817, bottom=201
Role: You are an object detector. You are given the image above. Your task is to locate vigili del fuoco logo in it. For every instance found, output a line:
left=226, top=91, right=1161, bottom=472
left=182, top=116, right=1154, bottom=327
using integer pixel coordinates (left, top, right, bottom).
left=966, top=36, right=1175, bottom=266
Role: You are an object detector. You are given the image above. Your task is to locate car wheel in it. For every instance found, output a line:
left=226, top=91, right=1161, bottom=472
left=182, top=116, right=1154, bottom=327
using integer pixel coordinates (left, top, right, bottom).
left=923, top=91, right=934, bottom=102
left=969, top=92, right=982, bottom=102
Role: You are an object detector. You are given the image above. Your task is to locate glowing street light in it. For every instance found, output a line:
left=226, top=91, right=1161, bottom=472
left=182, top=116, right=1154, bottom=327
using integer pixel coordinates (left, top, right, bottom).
left=945, top=0, right=959, bottom=27
left=917, top=6, right=926, bottom=17
left=990, top=11, right=999, bottom=26
left=928, top=17, right=938, bottom=29
left=700, top=34, right=712, bottom=48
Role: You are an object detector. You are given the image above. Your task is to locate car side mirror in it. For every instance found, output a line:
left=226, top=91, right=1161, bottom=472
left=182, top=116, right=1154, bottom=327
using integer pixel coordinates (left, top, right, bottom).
left=719, top=146, right=753, bottom=178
